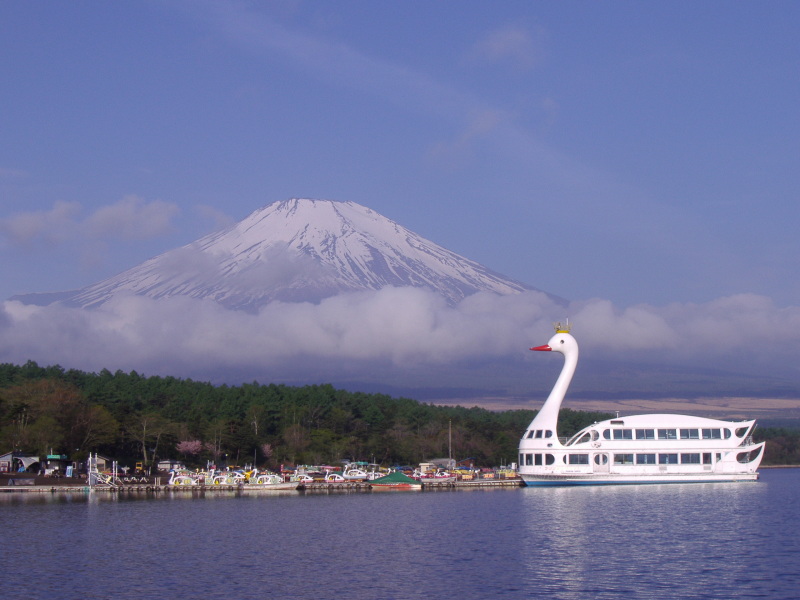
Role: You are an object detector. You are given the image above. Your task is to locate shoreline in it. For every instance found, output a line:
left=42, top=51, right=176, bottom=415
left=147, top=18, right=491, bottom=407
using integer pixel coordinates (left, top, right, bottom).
left=5, top=468, right=799, bottom=494
left=0, top=477, right=523, bottom=494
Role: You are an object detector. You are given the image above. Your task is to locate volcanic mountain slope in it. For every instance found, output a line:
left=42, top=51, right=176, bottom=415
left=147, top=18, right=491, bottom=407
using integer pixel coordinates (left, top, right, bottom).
left=14, top=198, right=553, bottom=310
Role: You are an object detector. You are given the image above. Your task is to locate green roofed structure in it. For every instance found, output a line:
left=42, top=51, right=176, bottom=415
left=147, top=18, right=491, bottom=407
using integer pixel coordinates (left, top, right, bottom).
left=369, top=471, right=421, bottom=489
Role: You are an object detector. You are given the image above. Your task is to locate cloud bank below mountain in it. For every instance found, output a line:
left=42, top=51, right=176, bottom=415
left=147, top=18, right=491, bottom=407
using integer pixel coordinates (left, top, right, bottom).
left=1, top=289, right=797, bottom=400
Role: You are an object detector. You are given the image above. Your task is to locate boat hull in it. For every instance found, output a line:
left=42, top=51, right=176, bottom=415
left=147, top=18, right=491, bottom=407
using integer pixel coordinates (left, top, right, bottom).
left=418, top=476, right=456, bottom=484
left=246, top=482, right=300, bottom=490
left=370, top=484, right=422, bottom=491
left=521, top=472, right=759, bottom=486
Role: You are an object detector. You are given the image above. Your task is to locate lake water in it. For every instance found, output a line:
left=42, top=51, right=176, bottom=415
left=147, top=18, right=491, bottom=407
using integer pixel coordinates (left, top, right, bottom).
left=1, top=469, right=799, bottom=600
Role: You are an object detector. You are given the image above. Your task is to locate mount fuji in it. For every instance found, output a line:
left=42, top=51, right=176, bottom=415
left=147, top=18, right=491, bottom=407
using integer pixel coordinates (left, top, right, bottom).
left=14, top=198, right=554, bottom=311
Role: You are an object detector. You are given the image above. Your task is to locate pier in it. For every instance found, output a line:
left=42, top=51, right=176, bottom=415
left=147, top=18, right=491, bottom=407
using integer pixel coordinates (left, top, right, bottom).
left=1, top=477, right=523, bottom=494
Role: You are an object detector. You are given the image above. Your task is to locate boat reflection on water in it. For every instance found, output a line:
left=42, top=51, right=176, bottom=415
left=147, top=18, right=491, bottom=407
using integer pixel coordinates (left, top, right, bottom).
left=519, top=480, right=769, bottom=599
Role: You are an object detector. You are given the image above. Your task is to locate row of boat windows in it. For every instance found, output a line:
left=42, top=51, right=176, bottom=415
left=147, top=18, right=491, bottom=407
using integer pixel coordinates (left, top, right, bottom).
left=608, top=453, right=715, bottom=465
left=520, top=452, right=719, bottom=466
left=569, top=428, right=734, bottom=445
left=524, top=429, right=554, bottom=439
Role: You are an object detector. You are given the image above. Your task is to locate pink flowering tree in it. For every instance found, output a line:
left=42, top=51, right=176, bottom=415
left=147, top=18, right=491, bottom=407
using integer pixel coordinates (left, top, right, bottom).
left=176, top=439, right=203, bottom=457
left=261, top=443, right=273, bottom=460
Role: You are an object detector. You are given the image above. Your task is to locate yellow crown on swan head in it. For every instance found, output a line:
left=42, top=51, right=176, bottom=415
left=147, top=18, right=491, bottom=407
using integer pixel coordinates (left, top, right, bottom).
left=553, top=319, right=571, bottom=334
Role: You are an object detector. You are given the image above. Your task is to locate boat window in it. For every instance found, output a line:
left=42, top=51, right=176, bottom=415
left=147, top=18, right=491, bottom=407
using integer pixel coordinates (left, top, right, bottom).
left=613, top=429, right=633, bottom=440
left=575, top=433, right=593, bottom=445
left=737, top=451, right=755, bottom=464
left=659, top=453, right=678, bottom=464
left=526, top=430, right=535, bottom=439
left=568, top=454, right=589, bottom=465
left=635, top=429, right=655, bottom=440
left=702, top=428, right=721, bottom=439
left=534, top=454, right=542, bottom=466
left=735, top=427, right=749, bottom=438
left=680, top=429, right=700, bottom=439
left=519, top=454, right=524, bottom=465
left=702, top=453, right=713, bottom=464
left=610, top=420, right=625, bottom=425
left=525, top=454, right=533, bottom=466
left=544, top=454, right=555, bottom=466
left=636, top=453, right=657, bottom=464
left=681, top=453, right=701, bottom=464
left=534, top=430, right=543, bottom=439
left=723, top=429, right=732, bottom=439
left=613, top=454, right=634, bottom=465
left=603, top=430, right=611, bottom=440
left=594, top=454, right=608, bottom=465
left=658, top=429, right=677, bottom=440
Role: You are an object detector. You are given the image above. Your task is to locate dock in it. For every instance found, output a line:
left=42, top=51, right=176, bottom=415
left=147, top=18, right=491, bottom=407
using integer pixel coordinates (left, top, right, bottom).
left=450, top=478, right=523, bottom=488
left=1, top=477, right=523, bottom=494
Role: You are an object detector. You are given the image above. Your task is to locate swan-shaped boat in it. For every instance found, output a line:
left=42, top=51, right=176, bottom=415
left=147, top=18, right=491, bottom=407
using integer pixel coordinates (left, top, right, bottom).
left=324, top=470, right=346, bottom=482
left=167, top=470, right=198, bottom=486
left=342, top=466, right=369, bottom=481
left=209, top=471, right=245, bottom=485
left=249, top=470, right=300, bottom=490
left=518, top=323, right=765, bottom=485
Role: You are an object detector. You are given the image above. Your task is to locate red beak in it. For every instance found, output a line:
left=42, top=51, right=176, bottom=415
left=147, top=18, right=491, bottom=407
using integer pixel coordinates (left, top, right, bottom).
left=530, top=344, right=552, bottom=352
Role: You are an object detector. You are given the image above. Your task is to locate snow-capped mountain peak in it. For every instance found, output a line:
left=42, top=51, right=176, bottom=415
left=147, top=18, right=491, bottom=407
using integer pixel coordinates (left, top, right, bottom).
left=15, top=198, right=549, bottom=310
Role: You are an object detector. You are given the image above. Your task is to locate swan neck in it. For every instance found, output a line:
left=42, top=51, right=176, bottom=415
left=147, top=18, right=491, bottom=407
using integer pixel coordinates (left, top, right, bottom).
left=530, top=349, right=577, bottom=431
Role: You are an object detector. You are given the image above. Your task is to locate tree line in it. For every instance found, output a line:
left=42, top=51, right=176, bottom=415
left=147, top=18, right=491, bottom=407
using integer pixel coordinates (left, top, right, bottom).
left=1, top=360, right=796, bottom=469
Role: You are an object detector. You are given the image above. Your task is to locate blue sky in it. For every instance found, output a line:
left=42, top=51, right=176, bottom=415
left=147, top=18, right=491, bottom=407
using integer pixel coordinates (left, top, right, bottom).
left=1, top=2, right=799, bottom=402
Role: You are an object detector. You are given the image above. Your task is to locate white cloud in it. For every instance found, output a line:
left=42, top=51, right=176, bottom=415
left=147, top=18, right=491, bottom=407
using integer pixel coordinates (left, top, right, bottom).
left=1, top=289, right=798, bottom=391
left=471, top=25, right=546, bottom=70
left=202, top=3, right=488, bottom=125
left=0, top=201, right=82, bottom=245
left=0, top=197, right=181, bottom=247
left=84, top=195, right=180, bottom=240
left=195, top=204, right=235, bottom=230
left=426, top=109, right=506, bottom=169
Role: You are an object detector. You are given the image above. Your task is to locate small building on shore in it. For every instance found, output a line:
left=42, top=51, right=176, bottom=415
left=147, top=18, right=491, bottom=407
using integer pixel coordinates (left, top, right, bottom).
left=43, top=454, right=74, bottom=476
left=157, top=459, right=185, bottom=472
left=0, top=451, right=41, bottom=473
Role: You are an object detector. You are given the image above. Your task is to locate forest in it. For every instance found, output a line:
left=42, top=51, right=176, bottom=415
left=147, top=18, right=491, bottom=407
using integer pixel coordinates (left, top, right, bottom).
left=1, top=360, right=798, bottom=470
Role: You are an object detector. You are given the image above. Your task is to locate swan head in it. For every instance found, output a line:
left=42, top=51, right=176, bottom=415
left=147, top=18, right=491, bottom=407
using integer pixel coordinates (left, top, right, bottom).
left=531, top=331, right=578, bottom=356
